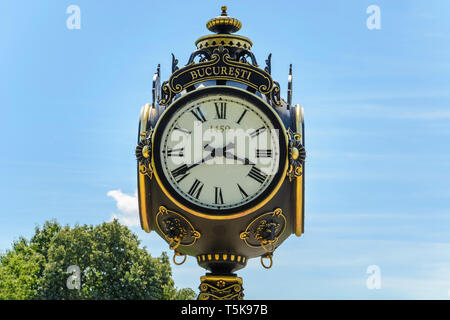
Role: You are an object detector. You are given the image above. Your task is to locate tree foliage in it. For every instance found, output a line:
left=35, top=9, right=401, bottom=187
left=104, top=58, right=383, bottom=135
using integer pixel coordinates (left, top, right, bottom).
left=0, top=220, right=196, bottom=300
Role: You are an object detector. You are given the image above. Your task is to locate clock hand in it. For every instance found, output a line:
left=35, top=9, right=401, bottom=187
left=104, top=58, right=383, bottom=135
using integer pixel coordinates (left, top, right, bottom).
left=202, top=142, right=234, bottom=158
left=204, top=143, right=214, bottom=152
left=187, top=151, right=214, bottom=169
left=178, top=142, right=237, bottom=175
left=177, top=144, right=215, bottom=174
left=224, top=152, right=255, bottom=165
left=219, top=142, right=235, bottom=156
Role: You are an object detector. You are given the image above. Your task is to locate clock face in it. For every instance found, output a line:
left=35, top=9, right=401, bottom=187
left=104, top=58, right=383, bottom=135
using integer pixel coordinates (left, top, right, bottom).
left=152, top=86, right=287, bottom=217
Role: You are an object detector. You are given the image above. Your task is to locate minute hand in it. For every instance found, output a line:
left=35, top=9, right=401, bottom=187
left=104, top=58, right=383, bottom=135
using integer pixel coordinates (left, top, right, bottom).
left=224, top=152, right=255, bottom=165
left=184, top=152, right=215, bottom=172
left=184, top=143, right=235, bottom=172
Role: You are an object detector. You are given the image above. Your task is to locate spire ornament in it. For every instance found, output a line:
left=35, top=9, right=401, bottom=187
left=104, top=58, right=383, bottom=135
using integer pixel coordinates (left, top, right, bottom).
left=206, top=6, right=242, bottom=34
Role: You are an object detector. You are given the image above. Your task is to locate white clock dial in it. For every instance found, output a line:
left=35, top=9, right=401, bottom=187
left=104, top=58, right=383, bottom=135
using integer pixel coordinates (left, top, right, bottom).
left=157, top=91, right=282, bottom=211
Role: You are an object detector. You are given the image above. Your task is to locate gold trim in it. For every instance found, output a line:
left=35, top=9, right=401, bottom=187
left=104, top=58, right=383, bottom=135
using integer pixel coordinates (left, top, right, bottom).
left=195, top=34, right=252, bottom=50
left=206, top=17, right=242, bottom=32
left=138, top=104, right=152, bottom=233
left=197, top=253, right=246, bottom=264
left=200, top=275, right=243, bottom=285
left=294, top=104, right=304, bottom=236
left=152, top=86, right=289, bottom=220
left=295, top=176, right=303, bottom=236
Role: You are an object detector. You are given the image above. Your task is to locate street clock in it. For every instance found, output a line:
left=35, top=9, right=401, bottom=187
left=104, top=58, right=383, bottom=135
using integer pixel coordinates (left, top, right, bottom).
left=135, top=6, right=306, bottom=300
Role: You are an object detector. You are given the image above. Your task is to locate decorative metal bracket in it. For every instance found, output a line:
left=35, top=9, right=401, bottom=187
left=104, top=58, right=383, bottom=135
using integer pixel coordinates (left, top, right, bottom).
left=287, top=129, right=306, bottom=182
left=187, top=49, right=211, bottom=64
left=240, top=208, right=286, bottom=254
left=155, top=206, right=201, bottom=250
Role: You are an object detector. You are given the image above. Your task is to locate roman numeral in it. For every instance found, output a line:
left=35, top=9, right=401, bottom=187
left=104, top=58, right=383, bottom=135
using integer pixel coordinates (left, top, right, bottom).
left=214, top=102, right=227, bottom=119
left=248, top=166, right=267, bottom=184
left=256, top=149, right=272, bottom=158
left=237, top=184, right=248, bottom=199
left=166, top=148, right=184, bottom=157
left=236, top=109, right=247, bottom=124
left=249, top=126, right=266, bottom=138
left=191, top=107, right=206, bottom=123
left=188, top=179, right=204, bottom=199
left=214, top=187, right=224, bottom=204
left=171, top=165, right=190, bottom=183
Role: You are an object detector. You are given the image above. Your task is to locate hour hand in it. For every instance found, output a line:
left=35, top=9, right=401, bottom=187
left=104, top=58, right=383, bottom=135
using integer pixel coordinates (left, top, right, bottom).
left=186, top=143, right=216, bottom=170
left=203, top=143, right=214, bottom=152
left=224, top=152, right=255, bottom=165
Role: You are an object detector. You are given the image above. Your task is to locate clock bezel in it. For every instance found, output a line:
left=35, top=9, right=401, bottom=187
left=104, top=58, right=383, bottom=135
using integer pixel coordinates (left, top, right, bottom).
left=151, top=85, right=288, bottom=220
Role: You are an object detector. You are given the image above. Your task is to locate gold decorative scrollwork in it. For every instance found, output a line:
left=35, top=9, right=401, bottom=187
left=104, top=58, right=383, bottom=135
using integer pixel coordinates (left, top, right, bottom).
left=198, top=275, right=243, bottom=300
left=155, top=206, right=201, bottom=249
left=159, top=47, right=280, bottom=106
left=239, top=208, right=286, bottom=254
left=286, top=129, right=306, bottom=182
left=136, top=128, right=154, bottom=179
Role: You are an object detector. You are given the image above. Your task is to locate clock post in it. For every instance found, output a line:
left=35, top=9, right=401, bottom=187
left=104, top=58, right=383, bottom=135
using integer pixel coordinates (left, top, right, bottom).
left=135, top=6, right=306, bottom=300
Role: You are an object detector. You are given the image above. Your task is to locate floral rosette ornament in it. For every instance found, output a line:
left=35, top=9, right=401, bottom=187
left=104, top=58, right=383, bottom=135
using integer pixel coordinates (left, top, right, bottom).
left=135, top=129, right=153, bottom=178
left=287, top=129, right=306, bottom=182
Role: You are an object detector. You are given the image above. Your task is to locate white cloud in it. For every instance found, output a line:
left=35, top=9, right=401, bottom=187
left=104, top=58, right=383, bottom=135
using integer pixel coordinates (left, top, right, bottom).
left=107, top=189, right=140, bottom=227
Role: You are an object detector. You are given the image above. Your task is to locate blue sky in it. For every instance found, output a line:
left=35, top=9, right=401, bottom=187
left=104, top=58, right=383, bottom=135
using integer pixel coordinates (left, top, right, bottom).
left=1, top=0, right=450, bottom=299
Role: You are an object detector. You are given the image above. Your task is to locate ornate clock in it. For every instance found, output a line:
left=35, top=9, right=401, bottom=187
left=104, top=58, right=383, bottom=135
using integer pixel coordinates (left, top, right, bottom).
left=135, top=6, right=306, bottom=300
left=152, top=86, right=288, bottom=218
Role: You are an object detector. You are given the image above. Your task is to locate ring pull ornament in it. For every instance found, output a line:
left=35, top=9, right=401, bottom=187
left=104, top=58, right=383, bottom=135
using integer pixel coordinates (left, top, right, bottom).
left=240, top=208, right=286, bottom=256
left=155, top=206, right=201, bottom=250
left=261, top=253, right=273, bottom=269
left=173, top=251, right=187, bottom=266
left=260, top=253, right=273, bottom=269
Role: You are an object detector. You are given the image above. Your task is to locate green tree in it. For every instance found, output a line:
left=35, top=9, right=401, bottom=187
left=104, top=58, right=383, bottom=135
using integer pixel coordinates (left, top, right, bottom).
left=0, top=220, right=196, bottom=300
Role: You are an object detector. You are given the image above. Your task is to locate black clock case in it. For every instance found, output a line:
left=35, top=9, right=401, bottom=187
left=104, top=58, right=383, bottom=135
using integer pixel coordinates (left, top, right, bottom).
left=138, top=82, right=304, bottom=274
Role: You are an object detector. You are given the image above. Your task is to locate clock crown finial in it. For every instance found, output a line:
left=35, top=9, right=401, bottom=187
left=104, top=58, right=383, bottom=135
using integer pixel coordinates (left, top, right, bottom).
left=196, top=6, right=252, bottom=52
left=206, top=5, right=242, bottom=34
left=221, top=5, right=228, bottom=16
